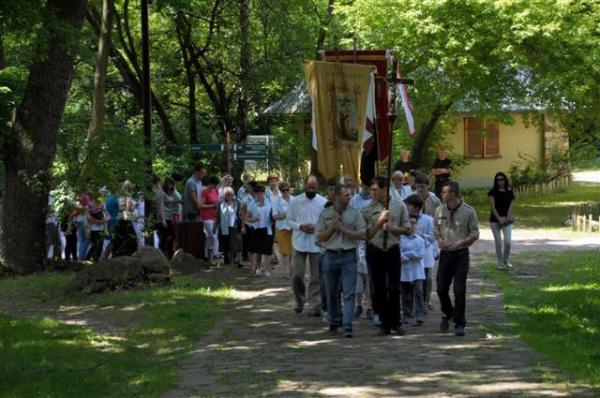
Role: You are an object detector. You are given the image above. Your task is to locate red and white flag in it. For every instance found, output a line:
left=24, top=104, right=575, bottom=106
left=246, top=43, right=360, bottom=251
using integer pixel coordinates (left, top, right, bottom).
left=397, top=68, right=416, bottom=136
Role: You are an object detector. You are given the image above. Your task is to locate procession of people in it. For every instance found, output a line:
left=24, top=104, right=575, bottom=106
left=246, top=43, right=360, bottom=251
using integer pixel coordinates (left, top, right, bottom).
left=43, top=152, right=523, bottom=339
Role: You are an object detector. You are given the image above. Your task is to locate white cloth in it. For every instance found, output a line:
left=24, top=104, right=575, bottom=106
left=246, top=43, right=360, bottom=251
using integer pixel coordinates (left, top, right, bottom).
left=400, top=234, right=425, bottom=282
left=415, top=214, right=436, bottom=268
left=47, top=196, right=57, bottom=224
left=287, top=193, right=326, bottom=253
left=272, top=195, right=291, bottom=230
left=253, top=200, right=273, bottom=235
left=350, top=191, right=372, bottom=274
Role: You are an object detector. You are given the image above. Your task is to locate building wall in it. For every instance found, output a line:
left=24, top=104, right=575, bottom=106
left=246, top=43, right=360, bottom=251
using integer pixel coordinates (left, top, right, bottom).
left=446, top=112, right=544, bottom=188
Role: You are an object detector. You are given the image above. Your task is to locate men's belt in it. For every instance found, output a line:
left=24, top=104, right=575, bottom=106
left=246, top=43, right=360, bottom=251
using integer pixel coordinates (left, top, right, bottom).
left=326, top=248, right=355, bottom=254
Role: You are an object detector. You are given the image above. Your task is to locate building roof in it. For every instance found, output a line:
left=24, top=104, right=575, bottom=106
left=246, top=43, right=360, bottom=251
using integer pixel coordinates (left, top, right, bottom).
left=262, top=81, right=310, bottom=115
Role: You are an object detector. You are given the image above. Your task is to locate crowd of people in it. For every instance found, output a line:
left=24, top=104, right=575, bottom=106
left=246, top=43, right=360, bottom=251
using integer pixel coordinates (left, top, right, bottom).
left=46, top=151, right=517, bottom=339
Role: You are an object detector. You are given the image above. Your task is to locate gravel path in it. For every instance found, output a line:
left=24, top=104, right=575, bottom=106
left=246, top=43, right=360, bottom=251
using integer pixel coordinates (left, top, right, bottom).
left=163, top=228, right=597, bottom=397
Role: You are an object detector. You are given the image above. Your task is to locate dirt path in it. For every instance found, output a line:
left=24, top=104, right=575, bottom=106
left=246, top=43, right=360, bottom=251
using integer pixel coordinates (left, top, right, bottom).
left=162, top=229, right=597, bottom=397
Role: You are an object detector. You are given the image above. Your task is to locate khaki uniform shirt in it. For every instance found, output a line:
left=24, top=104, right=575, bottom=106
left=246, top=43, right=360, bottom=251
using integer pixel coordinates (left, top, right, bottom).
left=316, top=205, right=366, bottom=251
left=434, top=201, right=480, bottom=247
left=361, top=199, right=411, bottom=251
left=422, top=191, right=441, bottom=218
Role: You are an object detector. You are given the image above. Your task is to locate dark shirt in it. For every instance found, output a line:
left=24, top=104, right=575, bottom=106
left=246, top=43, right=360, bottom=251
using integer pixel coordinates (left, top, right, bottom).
left=487, top=188, right=515, bottom=222
left=432, top=158, right=452, bottom=180
left=394, top=160, right=415, bottom=174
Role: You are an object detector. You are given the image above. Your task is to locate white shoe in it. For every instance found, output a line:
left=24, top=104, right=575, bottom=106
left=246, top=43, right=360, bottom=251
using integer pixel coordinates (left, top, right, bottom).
left=255, top=268, right=262, bottom=276
left=505, top=262, right=513, bottom=268
left=265, top=271, right=271, bottom=278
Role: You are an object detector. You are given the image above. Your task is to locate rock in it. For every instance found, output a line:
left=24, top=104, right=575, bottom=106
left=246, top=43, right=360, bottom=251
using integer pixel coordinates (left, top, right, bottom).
left=68, top=256, right=143, bottom=293
left=148, top=273, right=171, bottom=285
left=170, top=249, right=211, bottom=275
left=132, top=246, right=170, bottom=275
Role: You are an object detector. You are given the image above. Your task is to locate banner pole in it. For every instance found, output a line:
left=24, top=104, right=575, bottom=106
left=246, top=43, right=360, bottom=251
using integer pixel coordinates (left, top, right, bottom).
left=383, top=59, right=399, bottom=250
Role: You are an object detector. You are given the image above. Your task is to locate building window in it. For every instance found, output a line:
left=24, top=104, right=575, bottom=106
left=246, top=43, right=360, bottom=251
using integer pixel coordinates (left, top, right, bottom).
left=464, top=117, right=500, bottom=158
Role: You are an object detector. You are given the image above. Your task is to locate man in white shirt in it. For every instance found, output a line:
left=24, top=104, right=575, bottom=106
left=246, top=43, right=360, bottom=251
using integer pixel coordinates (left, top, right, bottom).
left=287, top=175, right=327, bottom=315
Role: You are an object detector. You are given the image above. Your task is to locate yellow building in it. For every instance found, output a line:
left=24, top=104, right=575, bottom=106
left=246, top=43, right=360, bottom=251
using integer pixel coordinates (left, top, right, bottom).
left=445, top=112, right=568, bottom=188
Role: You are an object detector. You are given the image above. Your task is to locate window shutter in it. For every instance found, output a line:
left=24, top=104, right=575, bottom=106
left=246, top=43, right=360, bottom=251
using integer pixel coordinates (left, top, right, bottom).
left=464, top=117, right=483, bottom=158
left=485, top=122, right=500, bottom=157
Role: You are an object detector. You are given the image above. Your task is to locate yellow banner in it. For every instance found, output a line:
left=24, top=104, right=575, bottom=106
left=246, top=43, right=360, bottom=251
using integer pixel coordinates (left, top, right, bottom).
left=304, top=61, right=373, bottom=179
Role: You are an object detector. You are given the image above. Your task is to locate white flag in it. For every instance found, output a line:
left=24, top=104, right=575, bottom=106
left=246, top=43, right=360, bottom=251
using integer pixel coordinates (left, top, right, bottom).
left=397, top=69, right=416, bottom=136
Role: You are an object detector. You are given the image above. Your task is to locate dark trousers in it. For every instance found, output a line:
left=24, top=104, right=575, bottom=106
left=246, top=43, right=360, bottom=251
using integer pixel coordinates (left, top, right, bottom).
left=113, top=219, right=138, bottom=257
left=319, top=255, right=328, bottom=312
left=437, top=248, right=469, bottom=327
left=366, top=244, right=401, bottom=330
left=64, top=232, right=77, bottom=261
left=87, top=231, right=104, bottom=262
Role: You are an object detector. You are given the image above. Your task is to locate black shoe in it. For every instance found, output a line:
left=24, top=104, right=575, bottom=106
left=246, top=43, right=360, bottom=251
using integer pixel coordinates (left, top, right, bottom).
left=439, top=317, right=450, bottom=332
left=294, top=306, right=304, bottom=314
left=344, top=329, right=354, bottom=338
left=308, top=308, right=321, bottom=317
left=455, top=325, right=466, bottom=336
left=377, top=327, right=391, bottom=336
left=328, top=325, right=338, bottom=335
left=236, top=262, right=244, bottom=268
left=365, top=309, right=373, bottom=320
left=392, top=325, right=406, bottom=336
left=354, top=305, right=363, bottom=319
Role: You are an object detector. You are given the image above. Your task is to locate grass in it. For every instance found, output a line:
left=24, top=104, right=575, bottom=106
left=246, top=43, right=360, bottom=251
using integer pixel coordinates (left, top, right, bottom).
left=486, top=250, right=600, bottom=389
left=462, top=182, right=600, bottom=229
left=0, top=272, right=233, bottom=398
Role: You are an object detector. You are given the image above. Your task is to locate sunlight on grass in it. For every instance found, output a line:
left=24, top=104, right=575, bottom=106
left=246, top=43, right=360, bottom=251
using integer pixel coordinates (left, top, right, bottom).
left=0, top=273, right=235, bottom=397
left=488, top=250, right=600, bottom=388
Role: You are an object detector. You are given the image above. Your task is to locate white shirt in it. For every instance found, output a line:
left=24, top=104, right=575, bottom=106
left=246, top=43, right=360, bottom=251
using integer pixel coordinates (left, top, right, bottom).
left=287, top=193, right=327, bottom=253
left=400, top=234, right=425, bottom=282
left=415, top=214, right=436, bottom=268
left=272, top=195, right=292, bottom=230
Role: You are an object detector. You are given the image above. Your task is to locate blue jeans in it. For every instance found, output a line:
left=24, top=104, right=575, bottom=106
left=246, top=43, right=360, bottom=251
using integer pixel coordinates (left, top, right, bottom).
left=324, top=250, right=358, bottom=331
left=76, top=221, right=90, bottom=260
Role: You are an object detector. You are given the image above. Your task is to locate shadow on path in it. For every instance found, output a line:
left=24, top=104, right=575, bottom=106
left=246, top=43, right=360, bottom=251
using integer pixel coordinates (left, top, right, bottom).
left=163, top=246, right=595, bottom=397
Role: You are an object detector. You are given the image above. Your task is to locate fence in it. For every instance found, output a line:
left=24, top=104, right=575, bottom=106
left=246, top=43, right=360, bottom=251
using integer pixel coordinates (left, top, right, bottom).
left=570, top=202, right=600, bottom=233
left=513, top=175, right=571, bottom=199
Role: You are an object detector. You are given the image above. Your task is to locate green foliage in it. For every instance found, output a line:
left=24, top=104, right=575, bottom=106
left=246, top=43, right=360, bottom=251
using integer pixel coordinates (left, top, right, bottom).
left=488, top=250, right=600, bottom=388
left=0, top=272, right=233, bottom=397
left=271, top=117, right=311, bottom=185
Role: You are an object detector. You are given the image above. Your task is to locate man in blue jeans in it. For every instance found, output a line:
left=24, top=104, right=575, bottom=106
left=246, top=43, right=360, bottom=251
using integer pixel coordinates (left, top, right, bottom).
left=316, top=184, right=366, bottom=338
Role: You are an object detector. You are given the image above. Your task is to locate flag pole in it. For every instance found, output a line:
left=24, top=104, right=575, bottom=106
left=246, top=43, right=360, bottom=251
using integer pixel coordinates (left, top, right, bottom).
left=383, top=59, right=399, bottom=250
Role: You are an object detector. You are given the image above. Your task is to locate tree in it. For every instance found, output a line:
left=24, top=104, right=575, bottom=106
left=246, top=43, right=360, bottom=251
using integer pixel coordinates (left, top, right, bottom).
left=1, top=0, right=88, bottom=273
left=339, top=0, right=600, bottom=168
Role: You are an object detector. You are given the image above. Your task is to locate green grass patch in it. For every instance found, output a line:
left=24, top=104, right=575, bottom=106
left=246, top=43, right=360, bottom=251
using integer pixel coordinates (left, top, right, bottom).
left=0, top=272, right=233, bottom=397
left=486, top=250, right=600, bottom=388
left=463, top=182, right=600, bottom=228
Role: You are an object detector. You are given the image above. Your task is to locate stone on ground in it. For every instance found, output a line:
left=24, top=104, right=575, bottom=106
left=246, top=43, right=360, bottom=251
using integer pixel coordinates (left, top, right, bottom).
left=170, top=249, right=211, bottom=275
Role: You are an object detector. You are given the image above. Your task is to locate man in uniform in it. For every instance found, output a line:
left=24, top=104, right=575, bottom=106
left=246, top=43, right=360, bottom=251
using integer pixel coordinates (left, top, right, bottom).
left=316, top=184, right=366, bottom=338
left=435, top=181, right=479, bottom=337
left=362, top=176, right=412, bottom=335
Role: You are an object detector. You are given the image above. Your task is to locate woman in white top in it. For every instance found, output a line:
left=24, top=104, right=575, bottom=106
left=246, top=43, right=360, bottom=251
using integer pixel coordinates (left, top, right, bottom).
left=272, top=181, right=293, bottom=277
left=247, top=185, right=274, bottom=276
left=113, top=180, right=138, bottom=257
left=214, top=187, right=242, bottom=267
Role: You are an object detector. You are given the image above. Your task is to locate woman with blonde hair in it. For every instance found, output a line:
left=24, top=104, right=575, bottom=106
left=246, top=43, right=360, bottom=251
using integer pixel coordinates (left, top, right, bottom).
left=272, top=181, right=293, bottom=277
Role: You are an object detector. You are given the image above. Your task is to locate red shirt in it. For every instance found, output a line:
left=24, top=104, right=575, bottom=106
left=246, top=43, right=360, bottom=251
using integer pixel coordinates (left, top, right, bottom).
left=200, top=187, right=219, bottom=221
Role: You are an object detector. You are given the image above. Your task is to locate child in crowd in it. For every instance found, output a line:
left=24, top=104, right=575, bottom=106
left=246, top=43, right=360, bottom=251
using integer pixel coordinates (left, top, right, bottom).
left=401, top=195, right=426, bottom=325
left=411, top=196, right=437, bottom=312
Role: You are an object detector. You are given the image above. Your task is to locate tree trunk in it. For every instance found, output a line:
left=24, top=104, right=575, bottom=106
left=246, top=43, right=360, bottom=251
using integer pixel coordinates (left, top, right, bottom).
left=411, top=101, right=453, bottom=168
left=0, top=32, right=5, bottom=70
left=1, top=0, right=88, bottom=274
left=315, top=0, right=335, bottom=58
left=175, top=14, right=197, bottom=144
left=87, top=6, right=179, bottom=154
left=86, top=0, right=114, bottom=142
left=82, top=0, right=114, bottom=178
left=234, top=0, right=251, bottom=175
